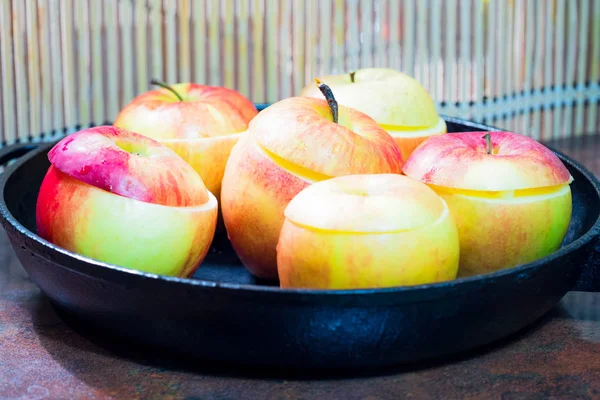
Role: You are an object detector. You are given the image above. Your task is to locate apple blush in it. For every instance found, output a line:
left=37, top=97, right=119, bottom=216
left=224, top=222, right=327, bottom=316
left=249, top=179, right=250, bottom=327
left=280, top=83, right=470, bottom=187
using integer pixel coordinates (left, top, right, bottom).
left=300, top=68, right=447, bottom=161
left=276, top=174, right=460, bottom=289
left=402, top=131, right=573, bottom=276
left=221, top=79, right=404, bottom=280
left=36, top=126, right=218, bottom=277
left=113, top=80, right=258, bottom=203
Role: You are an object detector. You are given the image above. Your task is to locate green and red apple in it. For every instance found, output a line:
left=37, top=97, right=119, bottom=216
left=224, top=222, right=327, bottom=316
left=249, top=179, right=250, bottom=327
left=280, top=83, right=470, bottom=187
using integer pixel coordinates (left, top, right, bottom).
left=221, top=80, right=405, bottom=280
left=36, top=126, right=218, bottom=277
left=277, top=174, right=460, bottom=289
left=113, top=80, right=258, bottom=202
left=402, top=131, right=573, bottom=276
left=300, top=68, right=446, bottom=161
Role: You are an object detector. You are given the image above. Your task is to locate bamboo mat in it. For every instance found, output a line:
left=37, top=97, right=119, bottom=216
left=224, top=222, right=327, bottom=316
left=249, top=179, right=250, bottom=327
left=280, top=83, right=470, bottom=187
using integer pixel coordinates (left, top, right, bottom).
left=0, top=0, right=599, bottom=146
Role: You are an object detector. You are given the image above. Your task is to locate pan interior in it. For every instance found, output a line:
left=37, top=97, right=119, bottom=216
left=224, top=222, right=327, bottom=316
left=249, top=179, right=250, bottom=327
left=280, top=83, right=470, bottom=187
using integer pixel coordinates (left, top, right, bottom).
left=3, top=122, right=599, bottom=288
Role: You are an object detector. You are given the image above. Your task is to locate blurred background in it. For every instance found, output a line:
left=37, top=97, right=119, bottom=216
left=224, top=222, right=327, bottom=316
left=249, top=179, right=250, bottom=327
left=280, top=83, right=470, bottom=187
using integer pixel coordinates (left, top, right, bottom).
left=0, top=0, right=599, bottom=146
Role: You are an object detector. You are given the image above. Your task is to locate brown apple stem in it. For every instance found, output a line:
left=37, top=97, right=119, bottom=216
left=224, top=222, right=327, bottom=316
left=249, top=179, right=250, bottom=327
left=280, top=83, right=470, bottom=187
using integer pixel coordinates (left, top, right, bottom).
left=314, top=78, right=338, bottom=124
left=483, top=133, right=493, bottom=154
left=150, top=79, right=184, bottom=101
left=349, top=71, right=356, bottom=83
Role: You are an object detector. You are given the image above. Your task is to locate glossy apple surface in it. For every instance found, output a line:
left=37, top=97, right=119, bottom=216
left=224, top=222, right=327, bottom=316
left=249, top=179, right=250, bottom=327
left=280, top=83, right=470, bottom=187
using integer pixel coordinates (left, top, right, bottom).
left=36, top=126, right=218, bottom=277
left=402, top=131, right=573, bottom=276
left=300, top=68, right=447, bottom=160
left=277, top=174, right=460, bottom=289
left=113, top=83, right=258, bottom=200
left=221, top=96, right=404, bottom=280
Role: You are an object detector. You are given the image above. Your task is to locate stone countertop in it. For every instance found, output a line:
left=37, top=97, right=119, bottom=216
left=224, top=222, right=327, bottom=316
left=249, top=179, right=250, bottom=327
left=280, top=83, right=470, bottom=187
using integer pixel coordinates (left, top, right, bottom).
left=1, top=134, right=600, bottom=400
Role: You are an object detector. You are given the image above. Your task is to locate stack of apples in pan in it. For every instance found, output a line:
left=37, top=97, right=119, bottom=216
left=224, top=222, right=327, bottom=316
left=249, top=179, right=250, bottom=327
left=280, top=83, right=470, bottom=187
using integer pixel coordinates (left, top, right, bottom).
left=36, top=68, right=573, bottom=289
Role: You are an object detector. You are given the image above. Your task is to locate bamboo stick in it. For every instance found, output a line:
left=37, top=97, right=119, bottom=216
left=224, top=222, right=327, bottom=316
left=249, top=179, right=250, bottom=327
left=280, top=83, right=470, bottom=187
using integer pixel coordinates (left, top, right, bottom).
left=105, top=0, right=119, bottom=122
left=587, top=0, right=599, bottom=134
left=179, top=0, right=191, bottom=84
left=164, top=0, right=177, bottom=83
left=415, top=0, right=427, bottom=85
left=150, top=0, right=163, bottom=81
left=208, top=0, right=220, bottom=86
left=402, top=0, right=415, bottom=77
left=26, top=0, right=41, bottom=139
left=553, top=0, right=566, bottom=138
left=0, top=0, right=16, bottom=144
left=13, top=0, right=29, bottom=141
left=445, top=0, right=457, bottom=116
left=192, top=0, right=206, bottom=85
left=222, top=0, right=235, bottom=89
left=431, top=0, right=441, bottom=102
left=293, top=0, right=305, bottom=95
left=563, top=0, right=578, bottom=136
left=575, top=0, right=590, bottom=136
left=135, top=0, right=148, bottom=94
left=38, top=0, right=53, bottom=136
left=76, top=0, right=91, bottom=129
left=265, top=0, right=277, bottom=101
left=48, top=0, right=63, bottom=136
left=389, top=0, right=400, bottom=71
left=237, top=0, right=250, bottom=97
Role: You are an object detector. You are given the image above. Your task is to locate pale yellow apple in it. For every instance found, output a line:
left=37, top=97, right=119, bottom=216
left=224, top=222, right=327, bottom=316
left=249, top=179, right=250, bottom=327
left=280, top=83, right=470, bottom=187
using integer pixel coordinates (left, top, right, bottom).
left=403, top=131, right=574, bottom=276
left=300, top=68, right=447, bottom=160
left=276, top=174, right=460, bottom=289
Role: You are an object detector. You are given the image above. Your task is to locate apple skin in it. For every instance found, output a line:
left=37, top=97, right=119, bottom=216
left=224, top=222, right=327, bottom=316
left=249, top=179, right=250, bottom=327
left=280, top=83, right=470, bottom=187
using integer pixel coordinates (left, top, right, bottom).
left=221, top=97, right=404, bottom=280
left=300, top=68, right=447, bottom=160
left=402, top=131, right=573, bottom=276
left=113, top=83, right=258, bottom=200
left=36, top=126, right=218, bottom=277
left=276, top=174, right=460, bottom=289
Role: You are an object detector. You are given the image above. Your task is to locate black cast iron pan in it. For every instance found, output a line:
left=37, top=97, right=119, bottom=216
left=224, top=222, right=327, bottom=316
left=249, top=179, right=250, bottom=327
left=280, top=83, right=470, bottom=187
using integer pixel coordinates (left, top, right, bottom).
left=1, top=108, right=599, bottom=370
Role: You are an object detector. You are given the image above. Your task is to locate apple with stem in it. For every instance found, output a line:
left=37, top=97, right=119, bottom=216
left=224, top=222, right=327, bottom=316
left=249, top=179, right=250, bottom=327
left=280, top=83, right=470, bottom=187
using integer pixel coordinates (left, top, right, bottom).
left=301, top=68, right=447, bottom=161
left=113, top=79, right=258, bottom=204
left=221, top=79, right=404, bottom=280
left=277, top=173, right=460, bottom=289
left=402, top=130, right=573, bottom=276
left=36, top=126, right=218, bottom=277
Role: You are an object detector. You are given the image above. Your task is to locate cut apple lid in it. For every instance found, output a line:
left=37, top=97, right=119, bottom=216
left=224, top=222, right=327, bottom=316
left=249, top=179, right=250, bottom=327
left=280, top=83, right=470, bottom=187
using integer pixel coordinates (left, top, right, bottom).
left=250, top=97, right=404, bottom=178
left=402, top=131, right=573, bottom=191
left=284, top=174, right=449, bottom=233
left=300, top=68, right=440, bottom=128
left=113, top=83, right=258, bottom=140
left=48, top=126, right=210, bottom=207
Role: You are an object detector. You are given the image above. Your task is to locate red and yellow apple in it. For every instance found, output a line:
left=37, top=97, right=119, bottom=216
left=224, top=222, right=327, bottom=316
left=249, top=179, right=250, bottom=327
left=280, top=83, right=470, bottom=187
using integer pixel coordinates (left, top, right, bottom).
left=300, top=68, right=446, bottom=160
left=113, top=80, right=258, bottom=202
left=402, top=131, right=573, bottom=276
left=277, top=174, right=460, bottom=289
left=36, top=126, right=218, bottom=277
left=221, top=81, right=404, bottom=280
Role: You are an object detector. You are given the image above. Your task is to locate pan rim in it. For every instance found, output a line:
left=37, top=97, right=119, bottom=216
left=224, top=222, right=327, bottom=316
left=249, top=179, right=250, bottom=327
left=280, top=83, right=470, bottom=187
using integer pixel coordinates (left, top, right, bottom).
left=1, top=115, right=599, bottom=298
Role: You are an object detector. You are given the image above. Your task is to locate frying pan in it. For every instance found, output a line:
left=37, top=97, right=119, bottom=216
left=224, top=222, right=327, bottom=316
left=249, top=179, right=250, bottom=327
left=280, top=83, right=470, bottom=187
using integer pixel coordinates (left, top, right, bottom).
left=1, top=109, right=599, bottom=370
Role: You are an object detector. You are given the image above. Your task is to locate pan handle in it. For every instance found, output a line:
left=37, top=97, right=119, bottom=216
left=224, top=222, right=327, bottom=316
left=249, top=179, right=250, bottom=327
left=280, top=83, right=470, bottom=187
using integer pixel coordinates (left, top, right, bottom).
left=0, top=143, right=41, bottom=170
left=572, top=233, right=600, bottom=292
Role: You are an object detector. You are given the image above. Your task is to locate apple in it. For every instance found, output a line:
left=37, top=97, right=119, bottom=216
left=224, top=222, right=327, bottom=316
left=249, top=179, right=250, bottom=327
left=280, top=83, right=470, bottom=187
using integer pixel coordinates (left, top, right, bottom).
left=276, top=173, right=460, bottom=289
left=402, top=131, right=573, bottom=276
left=221, top=80, right=404, bottom=280
left=36, top=126, right=218, bottom=277
left=113, top=80, right=258, bottom=202
left=300, top=68, right=447, bottom=161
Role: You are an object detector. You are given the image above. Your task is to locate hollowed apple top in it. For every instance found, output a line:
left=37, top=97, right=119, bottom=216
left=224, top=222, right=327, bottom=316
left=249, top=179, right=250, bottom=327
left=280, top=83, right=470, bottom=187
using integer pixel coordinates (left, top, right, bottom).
left=48, top=126, right=210, bottom=207
left=300, top=68, right=440, bottom=129
left=113, top=83, right=258, bottom=140
left=402, top=131, right=573, bottom=191
left=283, top=174, right=448, bottom=233
left=249, top=97, right=404, bottom=177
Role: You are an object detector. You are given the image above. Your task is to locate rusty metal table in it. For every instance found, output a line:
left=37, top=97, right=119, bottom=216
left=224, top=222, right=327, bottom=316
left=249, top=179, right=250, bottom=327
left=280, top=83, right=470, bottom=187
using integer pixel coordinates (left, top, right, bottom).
left=1, top=135, right=599, bottom=400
